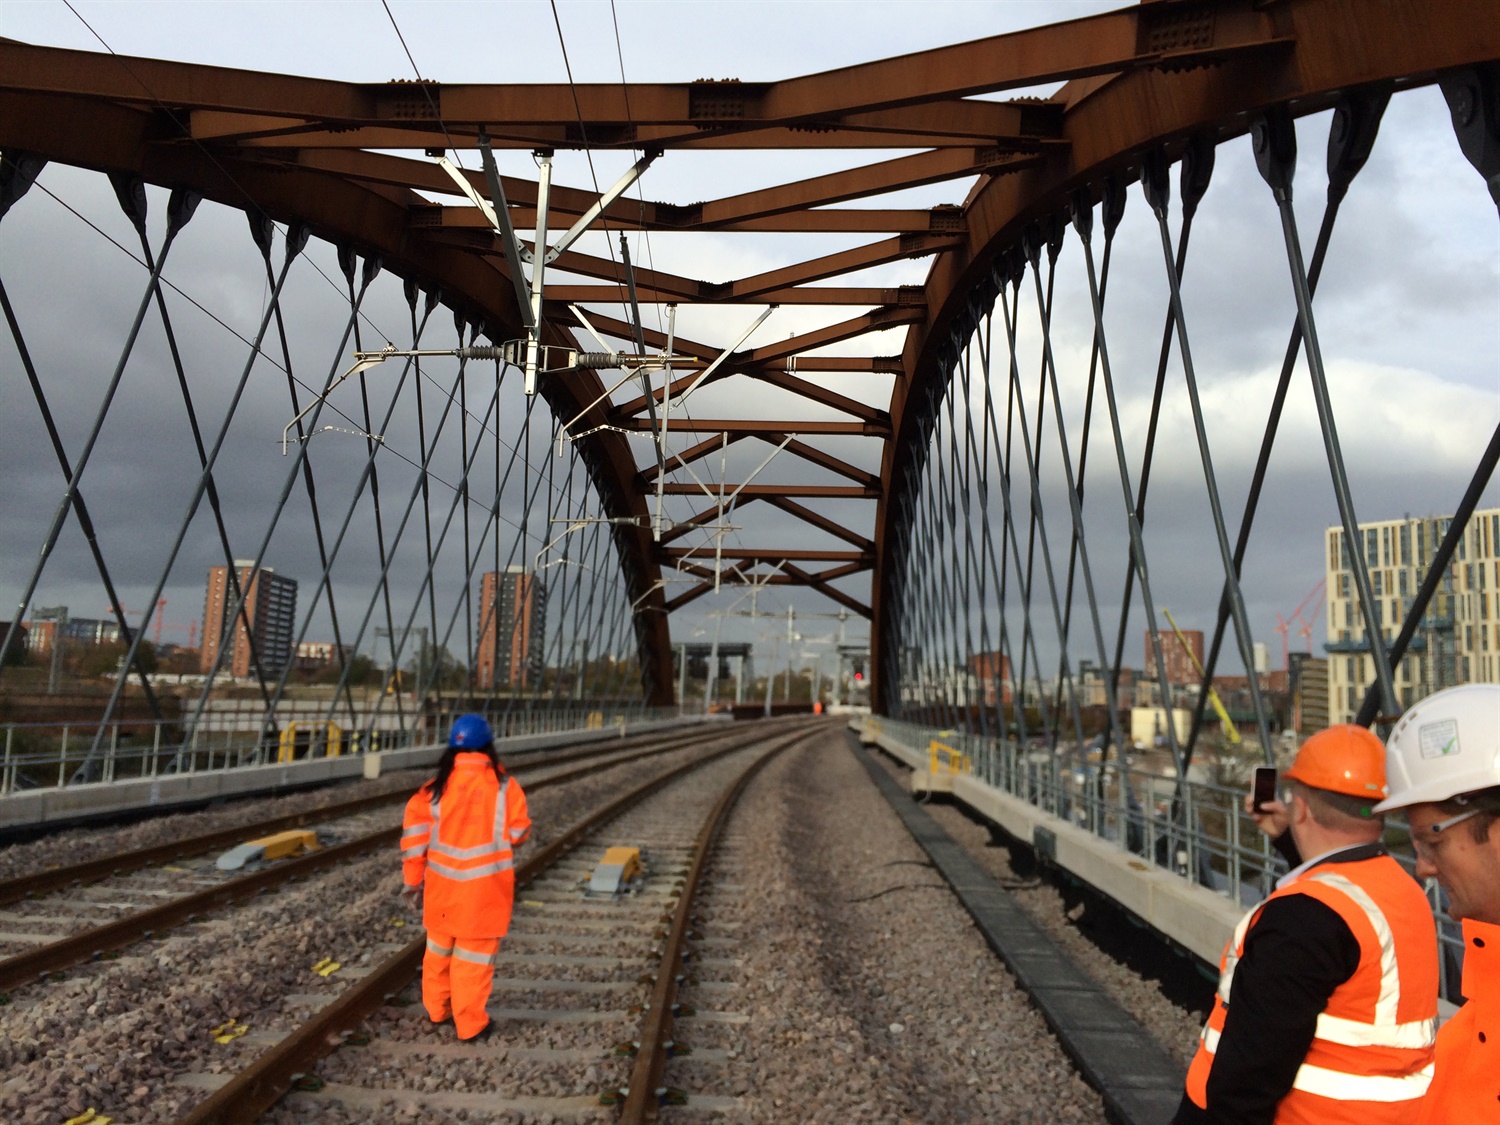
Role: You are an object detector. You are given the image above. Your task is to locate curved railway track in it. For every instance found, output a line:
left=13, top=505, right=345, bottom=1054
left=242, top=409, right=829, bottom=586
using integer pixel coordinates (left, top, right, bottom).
left=168, top=719, right=823, bottom=1124
left=0, top=724, right=742, bottom=996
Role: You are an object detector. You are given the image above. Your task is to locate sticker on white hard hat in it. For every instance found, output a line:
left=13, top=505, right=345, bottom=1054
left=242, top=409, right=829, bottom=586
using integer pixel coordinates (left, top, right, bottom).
left=1418, top=719, right=1460, bottom=760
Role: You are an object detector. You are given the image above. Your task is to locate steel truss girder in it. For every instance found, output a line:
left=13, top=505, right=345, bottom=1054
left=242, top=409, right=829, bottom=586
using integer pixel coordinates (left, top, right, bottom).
left=2, top=0, right=1494, bottom=706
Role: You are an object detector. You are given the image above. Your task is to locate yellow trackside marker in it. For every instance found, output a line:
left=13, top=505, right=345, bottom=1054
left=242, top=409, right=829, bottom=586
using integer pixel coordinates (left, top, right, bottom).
left=216, top=829, right=319, bottom=870
left=210, top=1020, right=249, bottom=1044
left=311, top=957, right=342, bottom=977
left=588, top=847, right=644, bottom=896
left=63, top=1112, right=112, bottom=1125
left=251, top=829, right=319, bottom=861
left=600, top=847, right=643, bottom=880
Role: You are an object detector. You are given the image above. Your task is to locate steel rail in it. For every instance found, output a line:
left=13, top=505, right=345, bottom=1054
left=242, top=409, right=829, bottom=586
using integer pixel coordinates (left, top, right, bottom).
left=0, top=724, right=715, bottom=907
left=0, top=724, right=728, bottom=990
left=616, top=725, right=817, bottom=1121
left=171, top=717, right=822, bottom=1125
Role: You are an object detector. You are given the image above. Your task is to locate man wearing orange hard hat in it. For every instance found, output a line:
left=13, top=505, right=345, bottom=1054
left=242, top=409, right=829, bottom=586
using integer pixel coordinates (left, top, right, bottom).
left=1174, top=724, right=1439, bottom=1125
left=1374, top=684, right=1500, bottom=1123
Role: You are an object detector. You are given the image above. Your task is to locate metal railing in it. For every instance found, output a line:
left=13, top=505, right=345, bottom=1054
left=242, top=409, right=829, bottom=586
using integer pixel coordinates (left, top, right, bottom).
left=875, top=716, right=1467, bottom=1002
left=0, top=703, right=683, bottom=796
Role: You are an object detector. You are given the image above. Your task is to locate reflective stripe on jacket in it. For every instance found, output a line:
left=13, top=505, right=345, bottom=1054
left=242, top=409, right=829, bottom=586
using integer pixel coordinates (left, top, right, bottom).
left=1185, top=853, right=1439, bottom=1123
left=401, top=752, right=531, bottom=938
left=1416, top=918, right=1499, bottom=1125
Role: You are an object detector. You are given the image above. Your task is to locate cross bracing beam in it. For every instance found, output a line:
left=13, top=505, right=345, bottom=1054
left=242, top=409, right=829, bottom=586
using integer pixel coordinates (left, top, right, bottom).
left=614, top=419, right=887, bottom=437
left=658, top=484, right=878, bottom=499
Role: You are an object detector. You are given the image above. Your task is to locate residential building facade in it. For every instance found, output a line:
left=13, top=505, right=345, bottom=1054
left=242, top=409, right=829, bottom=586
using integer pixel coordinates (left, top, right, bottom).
left=200, top=561, right=298, bottom=679
left=476, top=567, right=547, bottom=689
left=1146, top=628, right=1205, bottom=687
left=1325, top=508, right=1500, bottom=723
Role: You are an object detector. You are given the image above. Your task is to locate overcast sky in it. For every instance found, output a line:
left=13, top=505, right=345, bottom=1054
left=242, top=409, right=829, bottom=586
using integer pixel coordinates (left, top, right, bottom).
left=1, top=0, right=1497, bottom=688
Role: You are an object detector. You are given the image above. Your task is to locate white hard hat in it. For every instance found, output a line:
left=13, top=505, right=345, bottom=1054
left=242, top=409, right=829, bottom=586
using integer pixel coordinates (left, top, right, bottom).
left=1374, top=684, right=1500, bottom=812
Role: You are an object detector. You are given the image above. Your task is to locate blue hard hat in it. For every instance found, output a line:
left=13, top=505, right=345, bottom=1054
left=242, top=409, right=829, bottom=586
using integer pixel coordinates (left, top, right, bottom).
left=448, top=713, right=493, bottom=748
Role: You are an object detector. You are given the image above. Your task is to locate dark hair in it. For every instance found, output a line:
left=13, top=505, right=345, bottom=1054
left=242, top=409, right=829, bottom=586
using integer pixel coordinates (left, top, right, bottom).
left=427, top=742, right=504, bottom=805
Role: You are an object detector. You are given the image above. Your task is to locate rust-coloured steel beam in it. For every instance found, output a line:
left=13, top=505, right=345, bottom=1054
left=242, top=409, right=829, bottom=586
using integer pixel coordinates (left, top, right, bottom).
left=791, top=356, right=904, bottom=373
left=726, top=233, right=965, bottom=300
left=615, top=418, right=889, bottom=437
left=640, top=434, right=750, bottom=486
left=224, top=121, right=1048, bottom=153
left=764, top=434, right=880, bottom=487
left=546, top=284, right=913, bottom=306
left=565, top=312, right=720, bottom=362
left=695, top=150, right=1036, bottom=227
left=659, top=497, right=765, bottom=545
left=744, top=306, right=924, bottom=365
left=0, top=4, right=1280, bottom=141
left=660, top=484, right=879, bottom=499
left=426, top=208, right=963, bottom=236
left=755, top=4, right=1286, bottom=120
left=664, top=581, right=718, bottom=613
left=761, top=496, right=875, bottom=552
left=775, top=561, right=873, bottom=619
left=742, top=369, right=889, bottom=425
left=662, top=547, right=870, bottom=563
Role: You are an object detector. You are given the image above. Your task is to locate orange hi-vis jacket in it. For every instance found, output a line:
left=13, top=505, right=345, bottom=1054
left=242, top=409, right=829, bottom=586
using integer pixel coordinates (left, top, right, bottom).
left=1185, top=854, right=1438, bottom=1123
left=401, top=753, right=531, bottom=938
left=1417, top=918, right=1499, bottom=1124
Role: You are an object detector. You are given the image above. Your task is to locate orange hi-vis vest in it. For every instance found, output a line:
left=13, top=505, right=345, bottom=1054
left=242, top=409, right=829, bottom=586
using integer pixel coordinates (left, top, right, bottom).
left=401, top=753, right=531, bottom=938
left=1416, top=918, right=1500, bottom=1124
left=1185, top=854, right=1438, bottom=1123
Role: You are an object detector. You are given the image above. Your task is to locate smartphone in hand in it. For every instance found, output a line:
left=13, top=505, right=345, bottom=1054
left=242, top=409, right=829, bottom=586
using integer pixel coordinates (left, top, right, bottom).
left=1252, top=766, right=1278, bottom=813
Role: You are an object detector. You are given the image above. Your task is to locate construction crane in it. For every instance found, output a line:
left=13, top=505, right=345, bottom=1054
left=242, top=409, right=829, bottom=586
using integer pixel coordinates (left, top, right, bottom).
left=1161, top=608, right=1241, bottom=745
left=113, top=598, right=198, bottom=649
left=1274, top=580, right=1326, bottom=670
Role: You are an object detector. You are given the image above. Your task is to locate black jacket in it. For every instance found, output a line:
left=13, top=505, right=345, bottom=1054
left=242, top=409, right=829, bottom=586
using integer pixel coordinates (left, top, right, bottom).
left=1170, top=839, right=1384, bottom=1125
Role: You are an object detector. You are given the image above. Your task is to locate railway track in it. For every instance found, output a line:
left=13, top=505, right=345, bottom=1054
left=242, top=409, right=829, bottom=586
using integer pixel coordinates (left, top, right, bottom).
left=0, top=724, right=720, bottom=908
left=3, top=721, right=1177, bottom=1124
left=170, top=720, right=824, bottom=1124
left=0, top=724, right=738, bottom=995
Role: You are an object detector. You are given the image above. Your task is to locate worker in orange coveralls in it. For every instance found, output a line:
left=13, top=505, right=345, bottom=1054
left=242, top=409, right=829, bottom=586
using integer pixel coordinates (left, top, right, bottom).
left=1373, top=684, right=1500, bottom=1124
left=400, top=713, right=530, bottom=1041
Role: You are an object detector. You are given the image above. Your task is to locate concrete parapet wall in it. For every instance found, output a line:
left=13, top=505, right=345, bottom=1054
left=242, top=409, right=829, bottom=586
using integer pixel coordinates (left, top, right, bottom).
left=0, top=716, right=708, bottom=833
left=864, top=723, right=1240, bottom=967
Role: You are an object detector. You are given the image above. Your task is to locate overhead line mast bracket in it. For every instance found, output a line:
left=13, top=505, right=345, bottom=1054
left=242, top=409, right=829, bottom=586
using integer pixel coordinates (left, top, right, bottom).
left=452, top=137, right=660, bottom=395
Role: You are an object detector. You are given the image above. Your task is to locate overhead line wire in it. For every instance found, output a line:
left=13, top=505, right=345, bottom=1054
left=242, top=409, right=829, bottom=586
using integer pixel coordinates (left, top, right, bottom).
left=60, top=0, right=527, bottom=483
left=53, top=0, right=641, bottom=707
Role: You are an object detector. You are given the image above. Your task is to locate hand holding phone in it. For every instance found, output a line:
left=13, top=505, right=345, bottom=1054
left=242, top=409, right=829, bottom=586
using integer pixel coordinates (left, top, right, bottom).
left=1246, top=767, right=1290, bottom=840
left=1252, top=766, right=1278, bottom=813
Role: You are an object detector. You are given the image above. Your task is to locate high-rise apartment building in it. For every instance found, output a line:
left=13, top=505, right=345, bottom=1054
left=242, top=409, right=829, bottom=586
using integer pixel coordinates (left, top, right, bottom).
left=201, top=561, right=298, bottom=679
left=476, top=567, right=547, bottom=689
left=1325, top=508, right=1500, bottom=723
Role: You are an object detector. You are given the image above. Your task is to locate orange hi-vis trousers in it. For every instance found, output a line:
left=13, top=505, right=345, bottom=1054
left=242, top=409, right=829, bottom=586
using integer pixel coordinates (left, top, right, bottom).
left=422, top=930, right=498, bottom=1039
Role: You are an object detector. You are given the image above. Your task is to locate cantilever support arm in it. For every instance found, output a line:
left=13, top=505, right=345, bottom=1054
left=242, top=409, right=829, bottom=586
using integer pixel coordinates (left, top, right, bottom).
left=546, top=148, right=661, bottom=263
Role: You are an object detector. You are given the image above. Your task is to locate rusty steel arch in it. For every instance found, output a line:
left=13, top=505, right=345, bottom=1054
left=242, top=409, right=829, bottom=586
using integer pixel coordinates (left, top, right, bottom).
left=871, top=0, right=1500, bottom=716
left=0, top=0, right=1496, bottom=719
